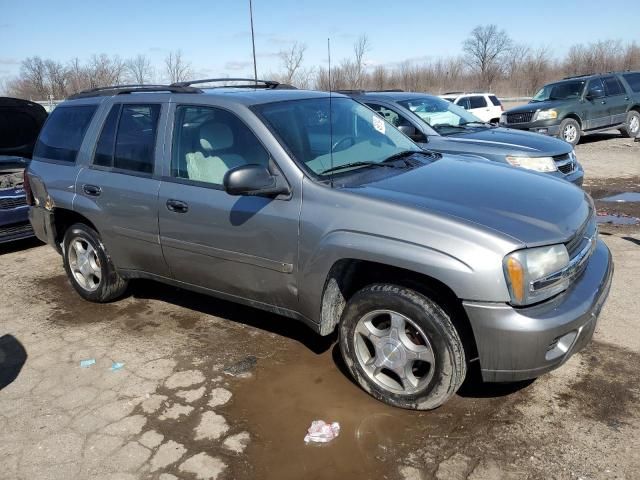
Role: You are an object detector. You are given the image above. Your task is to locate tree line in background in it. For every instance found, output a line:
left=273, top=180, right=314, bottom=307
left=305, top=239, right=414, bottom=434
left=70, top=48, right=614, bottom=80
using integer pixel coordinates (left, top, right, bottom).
left=4, top=25, right=640, bottom=100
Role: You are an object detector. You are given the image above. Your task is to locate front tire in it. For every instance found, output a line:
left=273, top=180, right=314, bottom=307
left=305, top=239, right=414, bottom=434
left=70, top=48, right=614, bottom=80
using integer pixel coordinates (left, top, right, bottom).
left=62, top=223, right=128, bottom=302
left=620, top=110, right=640, bottom=138
left=559, top=118, right=581, bottom=145
left=339, top=284, right=466, bottom=410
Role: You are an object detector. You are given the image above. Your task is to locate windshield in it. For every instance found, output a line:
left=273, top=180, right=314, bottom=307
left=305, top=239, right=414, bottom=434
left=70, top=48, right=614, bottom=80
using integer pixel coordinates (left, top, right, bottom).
left=255, top=97, right=421, bottom=177
left=398, top=96, right=483, bottom=135
left=532, top=81, right=585, bottom=102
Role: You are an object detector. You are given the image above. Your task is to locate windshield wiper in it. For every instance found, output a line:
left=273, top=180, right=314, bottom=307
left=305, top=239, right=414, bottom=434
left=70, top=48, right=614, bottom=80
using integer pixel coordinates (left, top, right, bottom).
left=320, top=161, right=399, bottom=175
left=320, top=151, right=420, bottom=175
left=460, top=121, right=488, bottom=127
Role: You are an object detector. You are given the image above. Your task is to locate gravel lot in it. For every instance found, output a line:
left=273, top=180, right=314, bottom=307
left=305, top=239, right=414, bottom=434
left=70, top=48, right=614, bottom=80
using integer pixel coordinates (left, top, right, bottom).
left=1, top=134, right=638, bottom=480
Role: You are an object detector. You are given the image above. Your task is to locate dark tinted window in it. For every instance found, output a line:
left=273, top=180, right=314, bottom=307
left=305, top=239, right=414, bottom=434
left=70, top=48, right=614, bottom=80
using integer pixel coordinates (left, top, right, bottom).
left=456, top=97, right=470, bottom=109
left=489, top=95, right=502, bottom=106
left=93, top=105, right=120, bottom=167
left=112, top=104, right=160, bottom=173
left=622, top=73, right=640, bottom=93
left=366, top=103, right=426, bottom=142
left=469, top=96, right=487, bottom=109
left=586, top=78, right=605, bottom=98
left=171, top=105, right=270, bottom=185
left=34, top=105, right=97, bottom=162
left=603, top=76, right=624, bottom=96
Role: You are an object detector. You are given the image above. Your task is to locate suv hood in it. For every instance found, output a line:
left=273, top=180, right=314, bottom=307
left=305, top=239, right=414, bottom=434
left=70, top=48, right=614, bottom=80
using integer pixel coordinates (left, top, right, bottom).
left=0, top=97, right=48, bottom=159
left=506, top=99, right=567, bottom=114
left=434, top=126, right=572, bottom=156
left=353, top=156, right=590, bottom=246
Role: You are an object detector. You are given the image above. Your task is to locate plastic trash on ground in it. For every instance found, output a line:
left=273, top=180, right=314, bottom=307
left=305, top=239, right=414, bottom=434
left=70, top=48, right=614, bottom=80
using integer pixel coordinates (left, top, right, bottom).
left=80, top=358, right=96, bottom=368
left=304, top=420, right=340, bottom=444
left=110, top=362, right=124, bottom=371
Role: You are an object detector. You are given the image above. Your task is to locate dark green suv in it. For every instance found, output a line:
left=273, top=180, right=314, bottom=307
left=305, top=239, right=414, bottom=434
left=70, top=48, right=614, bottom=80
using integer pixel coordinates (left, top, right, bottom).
left=500, top=71, right=640, bottom=145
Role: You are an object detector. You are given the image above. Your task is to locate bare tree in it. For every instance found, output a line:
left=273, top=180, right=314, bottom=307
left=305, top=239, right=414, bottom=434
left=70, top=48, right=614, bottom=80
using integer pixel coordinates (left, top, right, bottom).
left=19, top=57, right=48, bottom=98
left=44, top=60, right=67, bottom=98
left=165, top=50, right=192, bottom=84
left=126, top=54, right=154, bottom=84
left=462, top=25, right=513, bottom=90
left=66, top=57, right=90, bottom=94
left=279, top=42, right=306, bottom=84
left=87, top=54, right=126, bottom=88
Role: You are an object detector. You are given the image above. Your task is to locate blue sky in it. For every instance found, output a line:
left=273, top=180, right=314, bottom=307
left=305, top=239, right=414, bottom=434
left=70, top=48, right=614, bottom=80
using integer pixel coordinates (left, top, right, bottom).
left=1, top=0, right=638, bottom=82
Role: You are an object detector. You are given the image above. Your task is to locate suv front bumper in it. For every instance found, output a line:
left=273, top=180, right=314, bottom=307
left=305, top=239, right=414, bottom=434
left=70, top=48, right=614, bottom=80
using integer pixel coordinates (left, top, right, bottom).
left=500, top=120, right=561, bottom=137
left=463, top=239, right=613, bottom=382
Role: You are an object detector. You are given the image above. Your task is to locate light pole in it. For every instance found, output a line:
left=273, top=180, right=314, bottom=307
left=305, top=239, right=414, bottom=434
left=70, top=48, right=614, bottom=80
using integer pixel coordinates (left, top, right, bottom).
left=249, top=0, right=258, bottom=84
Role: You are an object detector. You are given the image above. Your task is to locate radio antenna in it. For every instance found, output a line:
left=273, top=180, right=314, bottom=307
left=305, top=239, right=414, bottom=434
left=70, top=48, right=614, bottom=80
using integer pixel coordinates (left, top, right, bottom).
left=249, top=0, right=258, bottom=86
left=328, top=37, right=334, bottom=187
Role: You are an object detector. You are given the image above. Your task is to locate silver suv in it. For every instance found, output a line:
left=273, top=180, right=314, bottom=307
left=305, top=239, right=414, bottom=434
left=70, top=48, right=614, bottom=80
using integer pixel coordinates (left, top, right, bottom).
left=26, top=79, right=613, bottom=410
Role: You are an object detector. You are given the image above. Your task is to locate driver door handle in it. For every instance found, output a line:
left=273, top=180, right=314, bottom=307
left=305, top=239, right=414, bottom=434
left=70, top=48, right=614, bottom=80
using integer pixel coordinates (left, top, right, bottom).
left=82, top=184, right=102, bottom=197
left=166, top=199, right=189, bottom=213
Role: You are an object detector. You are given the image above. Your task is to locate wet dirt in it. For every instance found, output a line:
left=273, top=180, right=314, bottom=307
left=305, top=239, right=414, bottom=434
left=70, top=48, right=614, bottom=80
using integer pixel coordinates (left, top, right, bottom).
left=585, top=176, right=640, bottom=233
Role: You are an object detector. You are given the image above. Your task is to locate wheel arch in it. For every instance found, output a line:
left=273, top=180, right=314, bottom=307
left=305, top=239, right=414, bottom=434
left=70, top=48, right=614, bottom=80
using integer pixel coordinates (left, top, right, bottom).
left=52, top=208, right=99, bottom=247
left=562, top=113, right=583, bottom=128
left=318, top=258, right=479, bottom=361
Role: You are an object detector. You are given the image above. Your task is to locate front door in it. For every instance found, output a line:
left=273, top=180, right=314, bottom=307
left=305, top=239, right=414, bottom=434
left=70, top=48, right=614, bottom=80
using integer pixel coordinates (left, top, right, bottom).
left=583, top=78, right=610, bottom=130
left=75, top=102, right=169, bottom=277
left=158, top=104, right=301, bottom=310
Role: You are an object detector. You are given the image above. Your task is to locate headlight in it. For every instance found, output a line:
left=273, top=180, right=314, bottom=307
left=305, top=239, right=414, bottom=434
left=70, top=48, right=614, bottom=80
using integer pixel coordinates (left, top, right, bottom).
left=499, top=113, right=507, bottom=124
left=504, top=244, right=570, bottom=306
left=534, top=109, right=558, bottom=121
left=505, top=156, right=557, bottom=172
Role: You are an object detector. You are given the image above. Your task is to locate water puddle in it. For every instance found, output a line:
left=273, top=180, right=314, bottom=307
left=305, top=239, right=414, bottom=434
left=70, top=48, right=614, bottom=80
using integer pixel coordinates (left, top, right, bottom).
left=600, top=192, right=640, bottom=203
left=226, top=343, right=518, bottom=480
left=596, top=214, right=640, bottom=225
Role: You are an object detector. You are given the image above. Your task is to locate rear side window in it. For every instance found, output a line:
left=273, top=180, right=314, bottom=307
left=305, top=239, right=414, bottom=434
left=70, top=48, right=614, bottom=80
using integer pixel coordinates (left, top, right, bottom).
left=622, top=73, right=640, bottom=93
left=456, top=97, right=470, bottom=109
left=602, top=76, right=624, bottom=96
left=34, top=105, right=97, bottom=162
left=489, top=95, right=502, bottom=106
left=469, top=96, right=487, bottom=108
left=92, top=104, right=161, bottom=174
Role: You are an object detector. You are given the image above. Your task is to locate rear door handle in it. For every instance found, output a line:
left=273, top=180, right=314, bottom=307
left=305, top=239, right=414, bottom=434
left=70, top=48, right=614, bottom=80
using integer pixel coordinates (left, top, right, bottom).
left=166, top=199, right=189, bottom=213
left=82, top=184, right=102, bottom=197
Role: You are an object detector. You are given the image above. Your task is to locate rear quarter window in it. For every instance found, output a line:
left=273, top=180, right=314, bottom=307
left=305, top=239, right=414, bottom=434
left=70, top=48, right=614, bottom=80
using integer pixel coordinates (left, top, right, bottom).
left=34, top=105, right=97, bottom=162
left=622, top=73, right=640, bottom=93
left=489, top=95, right=502, bottom=106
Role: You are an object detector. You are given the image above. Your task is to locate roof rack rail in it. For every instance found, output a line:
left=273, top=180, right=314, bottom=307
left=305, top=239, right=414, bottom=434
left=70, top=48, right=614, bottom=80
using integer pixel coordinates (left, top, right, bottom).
left=562, top=73, right=594, bottom=80
left=170, top=78, right=292, bottom=89
left=67, top=84, right=202, bottom=100
left=335, top=89, right=405, bottom=95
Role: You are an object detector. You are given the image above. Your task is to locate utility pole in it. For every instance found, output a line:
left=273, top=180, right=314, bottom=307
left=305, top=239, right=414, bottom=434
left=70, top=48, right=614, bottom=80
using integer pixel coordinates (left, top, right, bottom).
left=249, top=0, right=258, bottom=84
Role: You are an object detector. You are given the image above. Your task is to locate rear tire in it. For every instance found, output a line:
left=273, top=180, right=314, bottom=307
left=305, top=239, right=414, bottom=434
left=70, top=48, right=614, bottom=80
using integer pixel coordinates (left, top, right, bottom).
left=620, top=110, right=640, bottom=138
left=559, top=118, right=581, bottom=145
left=62, top=223, right=128, bottom=302
left=339, top=284, right=466, bottom=410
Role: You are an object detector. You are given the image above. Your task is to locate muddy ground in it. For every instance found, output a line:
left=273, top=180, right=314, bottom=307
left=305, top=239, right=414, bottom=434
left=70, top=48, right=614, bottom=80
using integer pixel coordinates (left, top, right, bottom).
left=0, top=135, right=639, bottom=480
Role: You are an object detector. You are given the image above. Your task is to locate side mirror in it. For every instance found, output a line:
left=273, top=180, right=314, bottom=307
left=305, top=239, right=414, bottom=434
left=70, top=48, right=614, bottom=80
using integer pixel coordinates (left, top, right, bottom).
left=223, top=164, right=290, bottom=197
left=586, top=88, right=604, bottom=101
left=398, top=125, right=417, bottom=137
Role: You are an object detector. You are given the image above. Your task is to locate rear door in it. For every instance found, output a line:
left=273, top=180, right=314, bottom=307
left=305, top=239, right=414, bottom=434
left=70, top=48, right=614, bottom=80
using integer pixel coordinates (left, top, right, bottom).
left=467, top=95, right=491, bottom=122
left=74, top=101, right=170, bottom=277
left=157, top=103, right=300, bottom=310
left=583, top=78, right=609, bottom=130
left=602, top=76, right=629, bottom=126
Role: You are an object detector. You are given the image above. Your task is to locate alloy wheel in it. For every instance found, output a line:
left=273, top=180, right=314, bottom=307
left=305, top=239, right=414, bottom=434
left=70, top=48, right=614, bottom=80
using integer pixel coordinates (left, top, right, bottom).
left=563, top=124, right=578, bottom=143
left=68, top=238, right=102, bottom=292
left=353, top=309, right=435, bottom=395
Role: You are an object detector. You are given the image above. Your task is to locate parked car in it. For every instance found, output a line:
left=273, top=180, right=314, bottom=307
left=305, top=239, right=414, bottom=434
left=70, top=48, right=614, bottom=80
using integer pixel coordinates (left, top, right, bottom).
left=0, top=97, right=47, bottom=243
left=439, top=92, right=503, bottom=123
left=343, top=91, right=583, bottom=185
left=500, top=71, right=640, bottom=145
left=27, top=80, right=612, bottom=410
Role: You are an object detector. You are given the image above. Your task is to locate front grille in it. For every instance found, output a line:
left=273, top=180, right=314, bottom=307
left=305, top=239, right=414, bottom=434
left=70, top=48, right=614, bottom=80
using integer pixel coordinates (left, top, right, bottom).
left=506, top=111, right=534, bottom=124
left=565, top=217, right=597, bottom=258
left=0, top=196, right=27, bottom=210
left=0, top=221, right=32, bottom=237
left=553, top=153, right=575, bottom=174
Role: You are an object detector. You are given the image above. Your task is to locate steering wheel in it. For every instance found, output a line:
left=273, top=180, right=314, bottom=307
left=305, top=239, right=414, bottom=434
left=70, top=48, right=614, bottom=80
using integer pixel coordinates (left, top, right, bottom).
left=332, top=136, right=356, bottom=152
